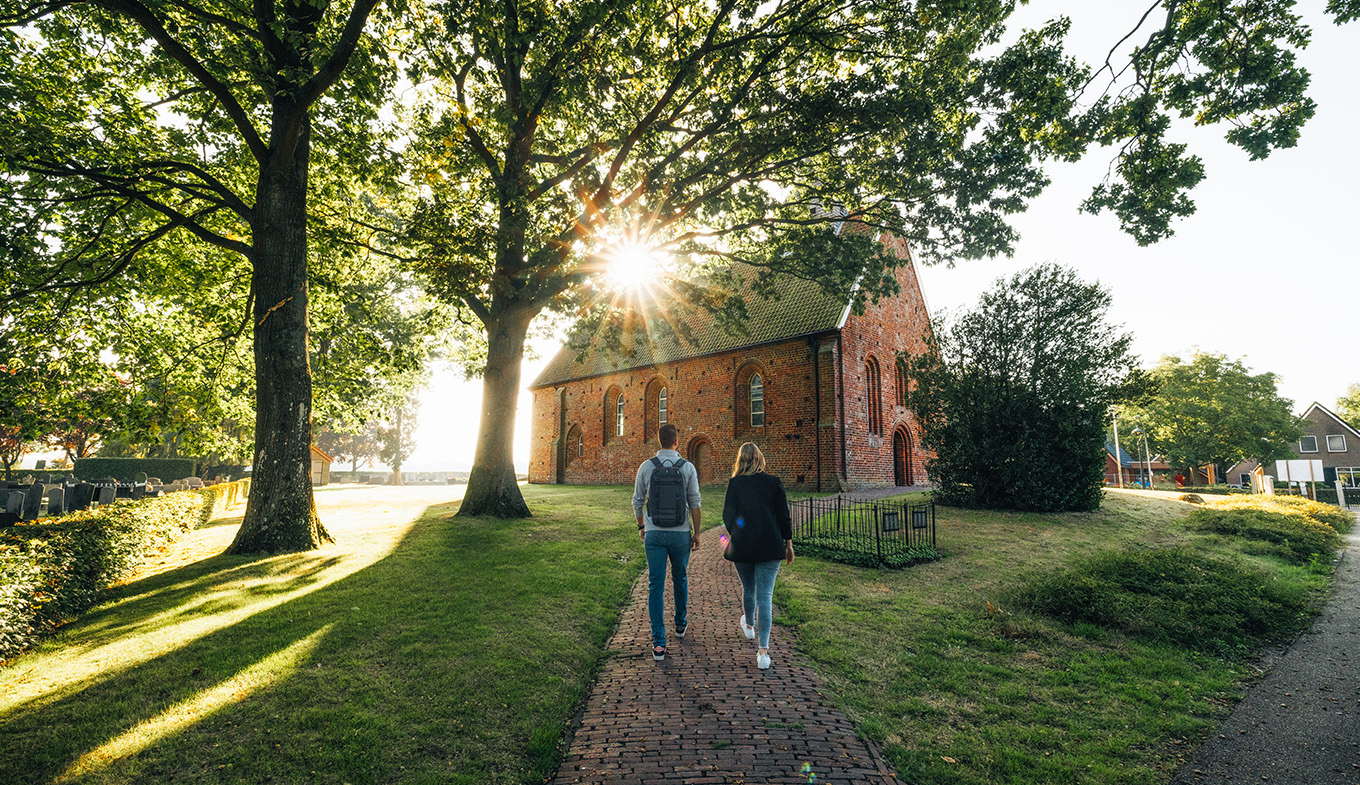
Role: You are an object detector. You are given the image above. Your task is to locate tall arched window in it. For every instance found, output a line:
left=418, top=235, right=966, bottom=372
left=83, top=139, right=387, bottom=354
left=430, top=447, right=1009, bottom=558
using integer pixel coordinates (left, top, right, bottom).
left=603, top=386, right=624, bottom=444
left=750, top=374, right=765, bottom=427
left=865, top=357, right=882, bottom=434
left=895, top=358, right=908, bottom=407
left=659, top=387, right=668, bottom=425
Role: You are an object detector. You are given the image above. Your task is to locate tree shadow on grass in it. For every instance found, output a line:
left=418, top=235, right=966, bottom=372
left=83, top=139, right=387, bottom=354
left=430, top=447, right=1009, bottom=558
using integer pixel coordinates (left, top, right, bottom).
left=0, top=491, right=641, bottom=785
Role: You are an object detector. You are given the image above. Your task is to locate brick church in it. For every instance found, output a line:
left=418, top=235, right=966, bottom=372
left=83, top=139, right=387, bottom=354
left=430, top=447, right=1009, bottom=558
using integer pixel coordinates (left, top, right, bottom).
left=526, top=234, right=933, bottom=492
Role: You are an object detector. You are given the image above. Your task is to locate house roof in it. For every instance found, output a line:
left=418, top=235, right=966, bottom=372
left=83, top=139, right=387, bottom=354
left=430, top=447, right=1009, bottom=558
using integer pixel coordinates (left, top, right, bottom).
left=1301, top=401, right=1360, bottom=439
left=309, top=444, right=334, bottom=463
left=530, top=267, right=853, bottom=389
left=1105, top=441, right=1136, bottom=467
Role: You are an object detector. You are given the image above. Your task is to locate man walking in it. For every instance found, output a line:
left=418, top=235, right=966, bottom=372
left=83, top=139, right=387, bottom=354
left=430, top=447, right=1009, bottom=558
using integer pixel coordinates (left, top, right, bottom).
left=633, top=423, right=702, bottom=661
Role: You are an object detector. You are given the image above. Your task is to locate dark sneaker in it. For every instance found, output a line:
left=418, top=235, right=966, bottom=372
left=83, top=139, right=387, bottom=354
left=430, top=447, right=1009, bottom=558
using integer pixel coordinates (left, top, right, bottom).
left=676, top=623, right=688, bottom=639
left=653, top=645, right=666, bottom=661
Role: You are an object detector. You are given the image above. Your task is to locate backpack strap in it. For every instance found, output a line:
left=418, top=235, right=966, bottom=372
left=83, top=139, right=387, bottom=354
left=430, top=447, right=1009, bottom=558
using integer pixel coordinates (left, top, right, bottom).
left=651, top=457, right=663, bottom=469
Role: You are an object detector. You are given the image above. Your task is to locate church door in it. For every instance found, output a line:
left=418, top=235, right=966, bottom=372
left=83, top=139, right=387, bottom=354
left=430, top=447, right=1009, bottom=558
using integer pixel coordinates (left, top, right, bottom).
left=893, top=428, right=911, bottom=486
left=689, top=441, right=710, bottom=485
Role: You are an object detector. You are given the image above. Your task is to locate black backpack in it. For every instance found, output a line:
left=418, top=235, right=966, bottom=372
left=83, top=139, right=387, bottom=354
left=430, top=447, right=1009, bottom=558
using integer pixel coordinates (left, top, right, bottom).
left=647, top=457, right=689, bottom=528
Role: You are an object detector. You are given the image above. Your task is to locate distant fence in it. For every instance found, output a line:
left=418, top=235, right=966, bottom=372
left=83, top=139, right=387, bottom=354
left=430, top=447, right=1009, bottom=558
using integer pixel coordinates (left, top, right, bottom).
left=789, top=495, right=936, bottom=567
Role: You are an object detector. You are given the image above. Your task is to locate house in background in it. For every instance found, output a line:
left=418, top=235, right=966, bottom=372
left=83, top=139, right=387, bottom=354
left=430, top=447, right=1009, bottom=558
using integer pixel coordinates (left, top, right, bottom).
left=527, top=235, right=933, bottom=492
left=1295, top=402, right=1360, bottom=486
left=1107, top=440, right=1173, bottom=486
left=1224, top=402, right=1360, bottom=488
left=310, top=445, right=333, bottom=487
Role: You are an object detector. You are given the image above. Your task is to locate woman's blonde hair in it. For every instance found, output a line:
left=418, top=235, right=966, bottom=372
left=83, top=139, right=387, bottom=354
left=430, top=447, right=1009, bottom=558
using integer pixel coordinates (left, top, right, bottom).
left=730, top=442, right=766, bottom=477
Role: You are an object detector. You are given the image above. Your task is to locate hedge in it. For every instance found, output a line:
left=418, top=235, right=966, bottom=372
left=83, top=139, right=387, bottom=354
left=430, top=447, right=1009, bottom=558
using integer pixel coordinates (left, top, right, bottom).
left=0, top=479, right=249, bottom=662
left=73, top=457, right=198, bottom=483
left=1185, top=494, right=1350, bottom=564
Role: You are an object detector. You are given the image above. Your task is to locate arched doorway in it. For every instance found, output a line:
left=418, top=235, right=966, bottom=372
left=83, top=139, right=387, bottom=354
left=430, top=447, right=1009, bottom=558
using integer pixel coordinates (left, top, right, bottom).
left=893, top=427, right=913, bottom=486
left=687, top=436, right=712, bottom=485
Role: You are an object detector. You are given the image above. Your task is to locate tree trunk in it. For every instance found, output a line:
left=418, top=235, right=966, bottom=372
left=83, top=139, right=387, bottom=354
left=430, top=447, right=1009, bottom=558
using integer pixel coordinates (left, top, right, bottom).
left=228, top=112, right=331, bottom=554
left=457, top=308, right=534, bottom=518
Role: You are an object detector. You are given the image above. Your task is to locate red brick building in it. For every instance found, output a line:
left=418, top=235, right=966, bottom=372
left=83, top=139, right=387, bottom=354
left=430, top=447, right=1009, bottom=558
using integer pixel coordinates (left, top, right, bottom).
left=526, top=236, right=934, bottom=492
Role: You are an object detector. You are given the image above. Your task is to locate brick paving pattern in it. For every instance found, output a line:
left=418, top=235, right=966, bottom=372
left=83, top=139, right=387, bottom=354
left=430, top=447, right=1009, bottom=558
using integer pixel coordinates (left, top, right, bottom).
left=550, top=515, right=904, bottom=785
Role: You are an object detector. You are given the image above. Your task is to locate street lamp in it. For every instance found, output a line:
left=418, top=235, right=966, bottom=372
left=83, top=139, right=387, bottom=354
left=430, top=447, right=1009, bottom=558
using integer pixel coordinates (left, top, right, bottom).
left=1131, top=427, right=1153, bottom=489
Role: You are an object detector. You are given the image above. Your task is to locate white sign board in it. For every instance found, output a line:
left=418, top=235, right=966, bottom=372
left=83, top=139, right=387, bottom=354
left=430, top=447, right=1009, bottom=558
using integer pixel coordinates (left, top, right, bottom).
left=1275, top=459, right=1324, bottom=482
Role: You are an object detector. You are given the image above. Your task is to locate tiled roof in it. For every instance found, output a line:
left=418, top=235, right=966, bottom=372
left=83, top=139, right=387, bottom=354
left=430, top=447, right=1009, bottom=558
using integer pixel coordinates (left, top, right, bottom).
left=530, top=268, right=850, bottom=388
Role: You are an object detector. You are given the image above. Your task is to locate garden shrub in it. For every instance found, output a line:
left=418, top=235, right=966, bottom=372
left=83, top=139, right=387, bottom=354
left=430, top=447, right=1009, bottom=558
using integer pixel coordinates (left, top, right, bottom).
left=73, top=457, right=197, bottom=483
left=795, top=533, right=940, bottom=569
left=0, top=479, right=249, bottom=662
left=1185, top=495, right=1348, bottom=563
left=1015, top=547, right=1318, bottom=657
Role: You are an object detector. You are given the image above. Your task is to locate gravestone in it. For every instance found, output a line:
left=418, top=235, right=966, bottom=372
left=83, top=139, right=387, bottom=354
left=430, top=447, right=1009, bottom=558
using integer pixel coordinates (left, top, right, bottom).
left=131, top=483, right=145, bottom=500
left=70, top=483, right=95, bottom=512
left=96, top=486, right=116, bottom=506
left=3, top=491, right=23, bottom=524
left=134, top=472, right=148, bottom=484
left=22, top=483, right=45, bottom=520
left=47, top=487, right=65, bottom=516
left=115, top=484, right=135, bottom=499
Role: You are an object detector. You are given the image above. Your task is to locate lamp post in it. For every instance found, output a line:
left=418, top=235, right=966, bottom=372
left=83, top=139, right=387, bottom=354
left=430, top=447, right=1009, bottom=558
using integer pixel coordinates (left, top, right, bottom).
left=1131, top=427, right=1152, bottom=489
left=1112, top=411, right=1124, bottom=488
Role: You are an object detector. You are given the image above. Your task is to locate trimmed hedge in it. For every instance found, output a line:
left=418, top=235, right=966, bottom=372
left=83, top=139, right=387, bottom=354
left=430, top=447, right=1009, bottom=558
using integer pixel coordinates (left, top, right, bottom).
left=73, top=457, right=198, bottom=483
left=0, top=479, right=249, bottom=662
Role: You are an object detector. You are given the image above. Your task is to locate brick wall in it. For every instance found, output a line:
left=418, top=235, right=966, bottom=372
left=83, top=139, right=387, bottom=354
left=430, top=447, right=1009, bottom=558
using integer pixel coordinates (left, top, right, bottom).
left=528, top=236, right=935, bottom=491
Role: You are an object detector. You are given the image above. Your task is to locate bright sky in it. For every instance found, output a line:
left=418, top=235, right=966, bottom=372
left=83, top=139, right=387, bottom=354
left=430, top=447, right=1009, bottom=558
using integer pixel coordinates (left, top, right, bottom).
left=402, top=1, right=1360, bottom=473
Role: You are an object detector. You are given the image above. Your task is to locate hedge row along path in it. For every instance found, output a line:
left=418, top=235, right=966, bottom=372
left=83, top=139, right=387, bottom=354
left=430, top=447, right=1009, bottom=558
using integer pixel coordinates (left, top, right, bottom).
left=1171, top=519, right=1360, bottom=785
left=549, top=488, right=914, bottom=785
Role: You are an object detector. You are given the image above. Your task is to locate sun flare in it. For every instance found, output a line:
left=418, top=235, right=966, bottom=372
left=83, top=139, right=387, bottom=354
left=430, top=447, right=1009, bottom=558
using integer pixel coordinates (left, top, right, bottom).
left=601, top=239, right=667, bottom=290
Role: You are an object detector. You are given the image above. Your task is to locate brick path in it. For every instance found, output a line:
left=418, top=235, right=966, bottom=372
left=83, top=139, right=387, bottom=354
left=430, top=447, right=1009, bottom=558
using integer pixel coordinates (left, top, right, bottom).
left=549, top=522, right=903, bottom=785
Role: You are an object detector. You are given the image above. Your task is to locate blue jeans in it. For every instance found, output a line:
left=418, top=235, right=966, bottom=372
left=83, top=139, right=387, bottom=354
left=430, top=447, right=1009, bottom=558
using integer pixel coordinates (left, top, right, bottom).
left=645, top=530, right=691, bottom=647
left=734, top=560, right=782, bottom=648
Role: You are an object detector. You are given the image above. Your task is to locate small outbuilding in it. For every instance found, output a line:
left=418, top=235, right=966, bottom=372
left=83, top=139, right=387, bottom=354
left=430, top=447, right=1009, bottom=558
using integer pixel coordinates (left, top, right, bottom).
left=310, top=445, right=334, bottom=486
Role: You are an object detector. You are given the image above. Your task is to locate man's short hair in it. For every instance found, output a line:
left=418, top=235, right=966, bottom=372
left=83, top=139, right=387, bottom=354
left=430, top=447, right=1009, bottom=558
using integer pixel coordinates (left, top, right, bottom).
left=659, top=423, right=678, bottom=448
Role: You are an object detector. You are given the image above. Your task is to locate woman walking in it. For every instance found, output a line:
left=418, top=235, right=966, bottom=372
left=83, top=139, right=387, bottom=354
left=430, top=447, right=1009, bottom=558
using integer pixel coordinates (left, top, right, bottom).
left=722, top=442, right=795, bottom=669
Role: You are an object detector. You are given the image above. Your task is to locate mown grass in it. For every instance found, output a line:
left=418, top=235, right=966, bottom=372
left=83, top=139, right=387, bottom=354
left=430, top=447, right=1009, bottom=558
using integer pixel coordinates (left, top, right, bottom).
left=0, top=484, right=705, bottom=785
left=775, top=489, right=1342, bottom=785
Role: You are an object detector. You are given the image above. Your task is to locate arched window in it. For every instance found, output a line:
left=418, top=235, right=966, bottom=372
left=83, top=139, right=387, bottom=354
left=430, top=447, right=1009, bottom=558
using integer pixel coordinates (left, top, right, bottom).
left=865, top=357, right=882, bottom=434
left=734, top=362, right=768, bottom=435
left=750, top=374, right=765, bottom=428
left=566, top=425, right=583, bottom=465
left=603, top=386, right=624, bottom=444
left=895, top=358, right=908, bottom=407
left=659, top=387, right=668, bottom=425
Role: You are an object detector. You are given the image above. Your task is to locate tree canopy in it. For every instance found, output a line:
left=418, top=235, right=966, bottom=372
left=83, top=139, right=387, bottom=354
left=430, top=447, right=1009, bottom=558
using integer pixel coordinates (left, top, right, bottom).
left=1336, top=383, right=1360, bottom=425
left=904, top=263, right=1146, bottom=511
left=1127, top=351, right=1303, bottom=475
left=391, top=0, right=1350, bottom=517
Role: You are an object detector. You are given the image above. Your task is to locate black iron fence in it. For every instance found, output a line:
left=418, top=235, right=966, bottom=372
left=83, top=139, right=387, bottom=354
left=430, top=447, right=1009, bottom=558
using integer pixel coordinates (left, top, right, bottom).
left=789, top=495, right=937, bottom=568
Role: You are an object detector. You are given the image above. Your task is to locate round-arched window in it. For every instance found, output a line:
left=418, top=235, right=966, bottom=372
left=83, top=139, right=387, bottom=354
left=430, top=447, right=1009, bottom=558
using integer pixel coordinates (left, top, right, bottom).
left=749, top=374, right=765, bottom=427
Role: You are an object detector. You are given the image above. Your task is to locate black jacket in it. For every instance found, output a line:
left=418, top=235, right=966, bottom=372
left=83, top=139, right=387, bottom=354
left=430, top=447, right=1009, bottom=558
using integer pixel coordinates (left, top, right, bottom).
left=722, top=472, right=793, bottom=563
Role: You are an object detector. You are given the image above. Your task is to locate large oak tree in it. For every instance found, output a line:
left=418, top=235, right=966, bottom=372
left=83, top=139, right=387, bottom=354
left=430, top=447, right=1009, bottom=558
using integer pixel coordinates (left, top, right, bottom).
left=404, top=0, right=1346, bottom=517
left=1, top=0, right=394, bottom=551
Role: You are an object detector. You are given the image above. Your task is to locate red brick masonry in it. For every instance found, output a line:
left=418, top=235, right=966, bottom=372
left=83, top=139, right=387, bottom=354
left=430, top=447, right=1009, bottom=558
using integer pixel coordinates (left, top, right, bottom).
left=550, top=527, right=901, bottom=785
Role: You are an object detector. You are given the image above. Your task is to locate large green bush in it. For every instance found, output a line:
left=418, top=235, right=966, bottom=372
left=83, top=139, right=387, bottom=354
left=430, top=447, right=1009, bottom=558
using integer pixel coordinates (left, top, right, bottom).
left=0, top=479, right=249, bottom=661
left=73, top=457, right=198, bottom=482
left=1015, top=547, right=1318, bottom=657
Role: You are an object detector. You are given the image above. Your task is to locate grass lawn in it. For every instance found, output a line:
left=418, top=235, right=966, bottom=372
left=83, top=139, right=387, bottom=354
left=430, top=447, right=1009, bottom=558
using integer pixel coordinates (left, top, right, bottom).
left=0, top=483, right=725, bottom=785
left=1, top=483, right=1343, bottom=785
left=775, top=488, right=1338, bottom=785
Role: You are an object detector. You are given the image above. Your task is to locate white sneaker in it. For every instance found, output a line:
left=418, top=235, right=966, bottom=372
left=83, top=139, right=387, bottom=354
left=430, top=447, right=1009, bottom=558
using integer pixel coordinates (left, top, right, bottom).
left=740, top=615, right=755, bottom=640
left=756, top=650, right=771, bottom=670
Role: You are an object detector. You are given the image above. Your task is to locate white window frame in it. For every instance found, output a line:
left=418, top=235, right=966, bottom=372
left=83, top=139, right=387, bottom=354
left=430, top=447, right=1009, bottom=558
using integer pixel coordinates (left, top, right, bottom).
left=576, top=432, right=583, bottom=458
left=750, top=374, right=765, bottom=427
left=615, top=395, right=625, bottom=437
left=1337, top=467, right=1360, bottom=487
left=659, top=387, right=668, bottom=425
left=1327, top=434, right=1346, bottom=452
left=1299, top=435, right=1318, bottom=453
